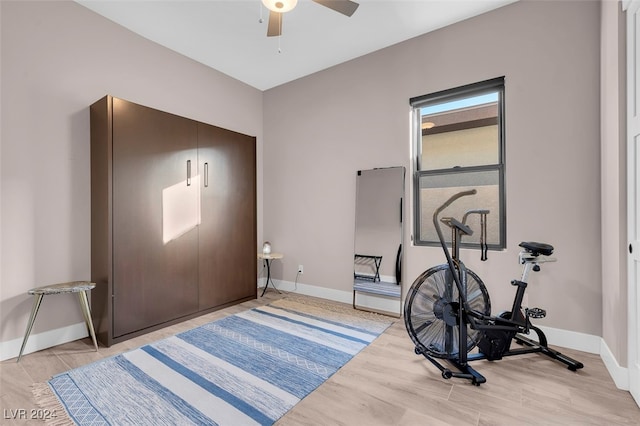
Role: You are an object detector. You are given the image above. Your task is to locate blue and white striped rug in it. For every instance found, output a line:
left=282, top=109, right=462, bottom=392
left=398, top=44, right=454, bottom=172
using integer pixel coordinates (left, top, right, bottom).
left=37, top=297, right=392, bottom=425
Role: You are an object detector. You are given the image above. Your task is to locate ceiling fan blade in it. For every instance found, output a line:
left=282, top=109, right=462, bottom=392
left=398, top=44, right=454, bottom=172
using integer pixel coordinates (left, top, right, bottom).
left=267, top=11, right=282, bottom=37
left=312, top=0, right=359, bottom=17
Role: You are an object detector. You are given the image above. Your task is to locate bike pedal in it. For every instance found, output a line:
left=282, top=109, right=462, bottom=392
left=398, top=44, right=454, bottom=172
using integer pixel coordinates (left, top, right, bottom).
left=526, top=307, right=546, bottom=319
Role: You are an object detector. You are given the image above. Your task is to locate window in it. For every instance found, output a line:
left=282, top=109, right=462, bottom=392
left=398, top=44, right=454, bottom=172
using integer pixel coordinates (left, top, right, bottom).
left=411, top=77, right=505, bottom=249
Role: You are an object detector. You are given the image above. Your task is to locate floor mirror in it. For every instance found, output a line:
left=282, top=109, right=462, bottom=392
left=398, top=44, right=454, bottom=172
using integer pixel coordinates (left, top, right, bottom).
left=353, top=166, right=405, bottom=316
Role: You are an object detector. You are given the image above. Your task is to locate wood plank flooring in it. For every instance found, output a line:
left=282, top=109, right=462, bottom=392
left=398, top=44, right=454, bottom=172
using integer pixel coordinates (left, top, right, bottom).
left=1, top=292, right=638, bottom=425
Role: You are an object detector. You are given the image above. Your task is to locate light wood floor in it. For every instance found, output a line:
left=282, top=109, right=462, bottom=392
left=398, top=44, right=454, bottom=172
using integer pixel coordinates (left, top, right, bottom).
left=1, top=291, right=638, bottom=425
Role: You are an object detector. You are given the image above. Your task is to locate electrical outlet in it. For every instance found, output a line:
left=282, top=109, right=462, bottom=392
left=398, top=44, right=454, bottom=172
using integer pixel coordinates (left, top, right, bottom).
left=298, top=264, right=304, bottom=274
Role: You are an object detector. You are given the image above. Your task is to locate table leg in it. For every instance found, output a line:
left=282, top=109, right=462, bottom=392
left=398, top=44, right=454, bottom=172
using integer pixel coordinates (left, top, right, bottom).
left=17, top=294, right=44, bottom=362
left=261, top=259, right=282, bottom=297
left=261, top=259, right=271, bottom=297
left=77, top=290, right=99, bottom=352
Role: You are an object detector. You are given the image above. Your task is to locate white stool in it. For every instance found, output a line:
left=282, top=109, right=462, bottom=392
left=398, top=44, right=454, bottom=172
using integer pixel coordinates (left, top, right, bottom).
left=17, top=281, right=99, bottom=362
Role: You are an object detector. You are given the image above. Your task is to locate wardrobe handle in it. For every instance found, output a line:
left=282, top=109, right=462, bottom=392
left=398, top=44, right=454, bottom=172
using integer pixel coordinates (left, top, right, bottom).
left=204, top=162, right=209, bottom=188
left=187, top=160, right=191, bottom=186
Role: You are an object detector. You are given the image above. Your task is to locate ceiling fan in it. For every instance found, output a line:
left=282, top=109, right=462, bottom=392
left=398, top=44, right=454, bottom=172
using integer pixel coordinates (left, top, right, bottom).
left=262, top=0, right=360, bottom=37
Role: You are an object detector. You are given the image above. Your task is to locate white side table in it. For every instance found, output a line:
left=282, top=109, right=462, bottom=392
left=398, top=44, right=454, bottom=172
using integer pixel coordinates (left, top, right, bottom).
left=258, top=253, right=284, bottom=297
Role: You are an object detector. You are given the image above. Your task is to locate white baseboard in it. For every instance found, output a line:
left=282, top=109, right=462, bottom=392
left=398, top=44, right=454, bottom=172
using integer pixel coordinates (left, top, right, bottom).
left=260, top=278, right=402, bottom=315
left=0, top=322, right=89, bottom=362
left=536, top=325, right=602, bottom=354
left=263, top=280, right=630, bottom=390
left=510, top=325, right=632, bottom=390
left=259, top=278, right=352, bottom=304
left=536, top=325, right=629, bottom=390
left=599, top=338, right=630, bottom=390
left=2, top=281, right=629, bottom=392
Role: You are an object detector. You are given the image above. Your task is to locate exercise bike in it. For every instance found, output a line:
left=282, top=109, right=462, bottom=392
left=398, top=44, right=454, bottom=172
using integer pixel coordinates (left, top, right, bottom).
left=404, top=189, right=583, bottom=385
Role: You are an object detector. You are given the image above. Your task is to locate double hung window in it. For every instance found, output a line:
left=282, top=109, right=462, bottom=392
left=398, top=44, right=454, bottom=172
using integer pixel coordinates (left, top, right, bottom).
left=411, top=77, right=506, bottom=249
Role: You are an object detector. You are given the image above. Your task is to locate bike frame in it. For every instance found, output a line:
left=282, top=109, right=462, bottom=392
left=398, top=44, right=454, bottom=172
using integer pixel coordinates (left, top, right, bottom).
left=434, top=191, right=539, bottom=330
left=420, top=190, right=583, bottom=385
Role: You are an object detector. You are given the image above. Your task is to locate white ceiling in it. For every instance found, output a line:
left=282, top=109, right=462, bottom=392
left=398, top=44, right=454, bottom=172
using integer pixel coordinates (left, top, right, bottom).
left=77, top=0, right=518, bottom=91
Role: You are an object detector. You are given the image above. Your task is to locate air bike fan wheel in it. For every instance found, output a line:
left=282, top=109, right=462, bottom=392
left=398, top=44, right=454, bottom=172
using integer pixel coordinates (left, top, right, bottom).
left=404, top=264, right=491, bottom=359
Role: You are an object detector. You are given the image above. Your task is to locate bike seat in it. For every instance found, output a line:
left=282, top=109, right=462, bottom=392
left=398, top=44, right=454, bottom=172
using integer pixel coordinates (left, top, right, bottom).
left=519, top=241, right=554, bottom=256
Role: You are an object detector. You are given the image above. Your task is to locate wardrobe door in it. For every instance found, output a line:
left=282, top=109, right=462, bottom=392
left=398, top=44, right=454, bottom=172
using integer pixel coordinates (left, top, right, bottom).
left=198, top=123, right=257, bottom=309
left=112, top=98, right=199, bottom=337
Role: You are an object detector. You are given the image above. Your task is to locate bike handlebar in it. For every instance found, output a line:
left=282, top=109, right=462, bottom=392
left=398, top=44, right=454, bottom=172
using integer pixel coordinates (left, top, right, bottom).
left=432, top=189, right=477, bottom=228
left=432, top=189, right=477, bottom=249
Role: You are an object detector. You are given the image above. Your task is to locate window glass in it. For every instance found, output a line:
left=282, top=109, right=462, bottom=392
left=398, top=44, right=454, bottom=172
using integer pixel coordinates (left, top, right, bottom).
left=417, top=169, right=500, bottom=246
left=411, top=78, right=505, bottom=249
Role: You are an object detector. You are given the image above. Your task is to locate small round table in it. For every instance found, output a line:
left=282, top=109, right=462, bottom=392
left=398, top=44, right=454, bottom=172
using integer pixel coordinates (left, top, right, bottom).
left=257, top=253, right=283, bottom=297
left=17, top=281, right=99, bottom=362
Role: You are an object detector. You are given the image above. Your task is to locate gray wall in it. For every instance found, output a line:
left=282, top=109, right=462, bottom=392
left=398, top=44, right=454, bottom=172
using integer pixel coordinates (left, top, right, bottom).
left=263, top=0, right=603, bottom=336
left=0, top=1, right=263, bottom=344
left=1, top=0, right=624, bottom=368
left=600, top=0, right=627, bottom=367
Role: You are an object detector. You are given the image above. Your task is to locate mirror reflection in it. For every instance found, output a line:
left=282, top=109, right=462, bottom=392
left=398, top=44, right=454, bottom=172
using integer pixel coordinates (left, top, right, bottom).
left=353, top=167, right=405, bottom=315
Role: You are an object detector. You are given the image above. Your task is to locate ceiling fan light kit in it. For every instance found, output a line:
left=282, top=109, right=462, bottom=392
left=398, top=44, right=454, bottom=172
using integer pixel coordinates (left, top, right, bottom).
left=262, top=0, right=298, bottom=13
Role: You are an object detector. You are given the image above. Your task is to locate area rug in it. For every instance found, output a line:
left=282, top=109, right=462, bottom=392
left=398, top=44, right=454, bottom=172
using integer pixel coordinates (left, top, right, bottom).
left=34, top=296, right=393, bottom=425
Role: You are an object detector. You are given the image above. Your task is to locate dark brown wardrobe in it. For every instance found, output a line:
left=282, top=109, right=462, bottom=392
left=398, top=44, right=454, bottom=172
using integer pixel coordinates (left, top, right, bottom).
left=90, top=95, right=256, bottom=346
